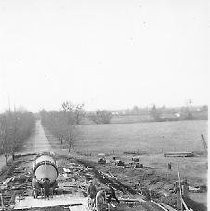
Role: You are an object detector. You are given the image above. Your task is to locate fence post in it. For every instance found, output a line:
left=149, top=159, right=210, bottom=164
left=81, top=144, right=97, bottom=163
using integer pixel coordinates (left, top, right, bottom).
left=0, top=193, right=5, bottom=209
left=177, top=164, right=183, bottom=211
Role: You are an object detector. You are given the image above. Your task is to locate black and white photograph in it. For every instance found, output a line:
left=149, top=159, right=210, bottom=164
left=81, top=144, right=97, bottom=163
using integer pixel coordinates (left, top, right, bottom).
left=0, top=0, right=208, bottom=210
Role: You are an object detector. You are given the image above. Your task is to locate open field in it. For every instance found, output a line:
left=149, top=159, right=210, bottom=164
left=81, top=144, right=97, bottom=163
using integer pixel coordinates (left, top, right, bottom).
left=75, top=120, right=208, bottom=182
left=76, top=120, right=207, bottom=154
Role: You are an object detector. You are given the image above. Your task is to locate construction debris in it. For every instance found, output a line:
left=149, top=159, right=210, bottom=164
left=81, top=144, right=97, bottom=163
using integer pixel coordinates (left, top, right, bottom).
left=164, top=152, right=194, bottom=157
left=0, top=152, right=206, bottom=211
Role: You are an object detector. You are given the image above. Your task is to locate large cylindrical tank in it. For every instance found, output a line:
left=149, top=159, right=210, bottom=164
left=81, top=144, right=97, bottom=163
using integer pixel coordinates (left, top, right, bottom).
left=33, top=152, right=58, bottom=184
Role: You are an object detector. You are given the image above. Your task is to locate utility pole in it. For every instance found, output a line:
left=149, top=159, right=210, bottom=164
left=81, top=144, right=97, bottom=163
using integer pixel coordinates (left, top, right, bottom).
left=186, top=99, right=193, bottom=119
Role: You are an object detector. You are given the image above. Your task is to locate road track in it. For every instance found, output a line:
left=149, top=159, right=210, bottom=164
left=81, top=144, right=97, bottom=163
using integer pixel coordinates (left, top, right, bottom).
left=20, top=120, right=53, bottom=154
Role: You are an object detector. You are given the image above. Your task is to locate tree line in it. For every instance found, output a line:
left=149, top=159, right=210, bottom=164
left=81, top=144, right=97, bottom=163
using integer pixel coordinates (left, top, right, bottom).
left=40, top=101, right=113, bottom=152
left=40, top=102, right=85, bottom=152
left=0, top=110, right=35, bottom=164
left=88, top=110, right=113, bottom=124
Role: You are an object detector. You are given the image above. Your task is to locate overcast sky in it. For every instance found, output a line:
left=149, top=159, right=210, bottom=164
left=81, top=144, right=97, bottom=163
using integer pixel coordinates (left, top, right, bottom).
left=0, top=0, right=208, bottom=112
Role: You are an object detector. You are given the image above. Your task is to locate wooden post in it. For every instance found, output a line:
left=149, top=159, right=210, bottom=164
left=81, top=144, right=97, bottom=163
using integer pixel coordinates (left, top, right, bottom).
left=0, top=193, right=5, bottom=209
left=177, top=164, right=183, bottom=211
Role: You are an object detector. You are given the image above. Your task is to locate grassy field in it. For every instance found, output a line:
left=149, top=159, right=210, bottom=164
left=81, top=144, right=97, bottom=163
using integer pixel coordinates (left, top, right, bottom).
left=75, top=120, right=208, bottom=185
left=76, top=120, right=207, bottom=154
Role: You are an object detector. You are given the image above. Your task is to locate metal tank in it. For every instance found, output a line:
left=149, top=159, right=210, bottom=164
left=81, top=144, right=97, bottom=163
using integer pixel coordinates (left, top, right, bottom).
left=33, top=152, right=58, bottom=184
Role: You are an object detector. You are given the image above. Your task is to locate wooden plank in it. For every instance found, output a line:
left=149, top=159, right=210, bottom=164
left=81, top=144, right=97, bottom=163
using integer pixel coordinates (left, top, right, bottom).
left=13, top=195, right=87, bottom=210
left=164, top=152, right=194, bottom=157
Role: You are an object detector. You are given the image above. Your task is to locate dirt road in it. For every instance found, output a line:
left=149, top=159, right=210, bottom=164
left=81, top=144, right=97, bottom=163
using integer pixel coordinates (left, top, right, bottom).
left=20, top=120, right=53, bottom=154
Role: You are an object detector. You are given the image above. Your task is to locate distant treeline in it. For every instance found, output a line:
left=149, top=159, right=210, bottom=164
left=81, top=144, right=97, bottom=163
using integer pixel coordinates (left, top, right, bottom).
left=80, top=105, right=207, bottom=124
left=148, top=105, right=208, bottom=122
left=105, top=105, right=208, bottom=122
left=0, top=110, right=35, bottom=163
left=41, top=103, right=208, bottom=128
left=111, top=104, right=207, bottom=115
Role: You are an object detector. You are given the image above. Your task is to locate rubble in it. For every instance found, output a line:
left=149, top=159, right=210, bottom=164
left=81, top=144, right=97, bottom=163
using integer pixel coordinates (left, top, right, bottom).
left=0, top=152, right=206, bottom=211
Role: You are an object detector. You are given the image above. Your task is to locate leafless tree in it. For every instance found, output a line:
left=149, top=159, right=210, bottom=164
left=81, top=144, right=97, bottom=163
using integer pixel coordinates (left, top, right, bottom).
left=150, top=104, right=161, bottom=121
left=62, top=124, right=78, bottom=152
left=62, top=101, right=85, bottom=124
left=89, top=110, right=113, bottom=124
left=0, top=115, right=9, bottom=164
left=0, top=111, right=35, bottom=165
left=40, top=101, right=82, bottom=152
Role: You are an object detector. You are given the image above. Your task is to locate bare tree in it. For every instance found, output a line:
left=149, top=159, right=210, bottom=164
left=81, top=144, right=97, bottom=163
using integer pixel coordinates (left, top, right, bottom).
left=62, top=101, right=85, bottom=124
left=74, top=104, right=85, bottom=124
left=150, top=105, right=161, bottom=121
left=63, top=124, right=78, bottom=152
left=89, top=110, right=113, bottom=124
left=0, top=115, right=9, bottom=164
left=0, top=111, right=35, bottom=165
left=40, top=101, right=82, bottom=152
left=61, top=102, right=79, bottom=151
left=62, top=101, right=74, bottom=113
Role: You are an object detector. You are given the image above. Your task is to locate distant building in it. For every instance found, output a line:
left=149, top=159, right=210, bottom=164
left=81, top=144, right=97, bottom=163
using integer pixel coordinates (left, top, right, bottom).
left=111, top=111, right=119, bottom=116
